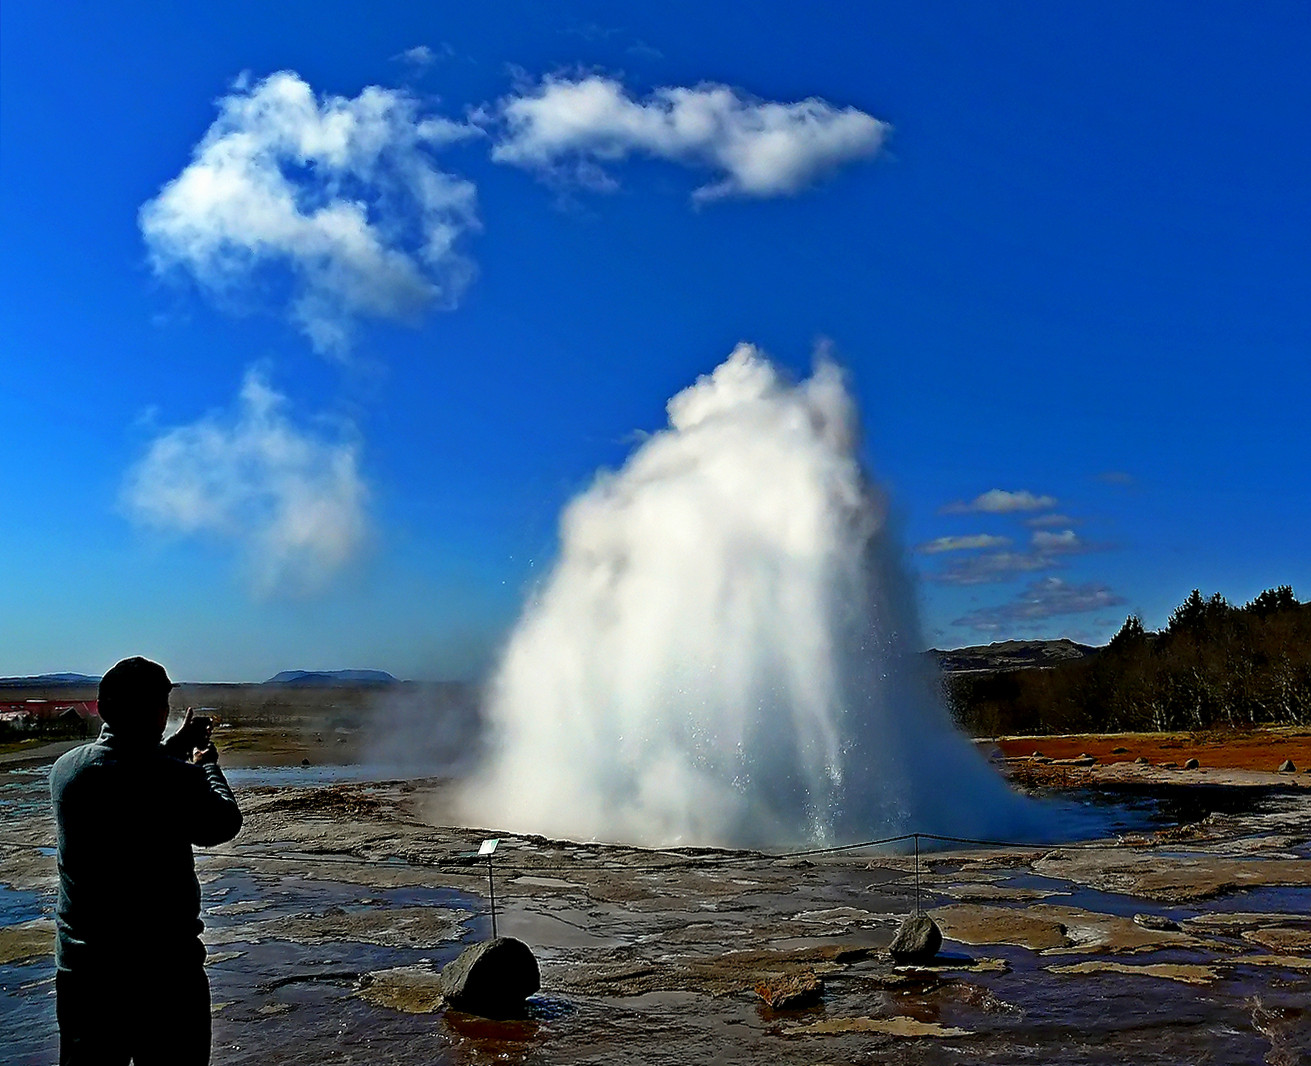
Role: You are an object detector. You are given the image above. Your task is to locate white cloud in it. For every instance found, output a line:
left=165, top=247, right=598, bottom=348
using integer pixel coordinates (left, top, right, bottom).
left=122, top=368, right=368, bottom=593
left=1030, top=529, right=1083, bottom=552
left=916, top=534, right=1012, bottom=554
left=952, top=578, right=1127, bottom=633
left=140, top=71, right=481, bottom=355
left=393, top=45, right=436, bottom=68
left=941, top=489, right=1059, bottom=515
left=489, top=74, right=888, bottom=201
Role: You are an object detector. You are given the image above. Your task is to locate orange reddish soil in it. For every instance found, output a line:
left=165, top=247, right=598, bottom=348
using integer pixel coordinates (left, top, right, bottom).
left=990, top=729, right=1311, bottom=772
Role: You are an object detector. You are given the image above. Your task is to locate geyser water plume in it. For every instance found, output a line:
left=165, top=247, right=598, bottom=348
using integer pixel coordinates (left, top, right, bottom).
left=460, top=344, right=1045, bottom=847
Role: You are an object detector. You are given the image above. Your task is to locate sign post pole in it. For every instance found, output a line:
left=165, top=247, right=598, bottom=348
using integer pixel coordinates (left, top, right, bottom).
left=479, top=838, right=500, bottom=938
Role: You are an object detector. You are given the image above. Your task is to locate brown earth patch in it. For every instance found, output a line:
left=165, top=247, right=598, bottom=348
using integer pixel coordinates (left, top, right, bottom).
left=0, top=920, right=53, bottom=965
left=990, top=728, right=1311, bottom=773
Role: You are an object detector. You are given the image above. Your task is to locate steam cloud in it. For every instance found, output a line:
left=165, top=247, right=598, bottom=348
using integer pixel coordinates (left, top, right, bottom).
left=459, top=344, right=1041, bottom=847
left=490, top=75, right=888, bottom=201
left=122, top=369, right=368, bottom=593
left=140, top=71, right=480, bottom=355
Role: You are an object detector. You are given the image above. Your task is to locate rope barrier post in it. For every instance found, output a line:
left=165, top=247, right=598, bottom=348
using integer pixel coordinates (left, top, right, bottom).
left=913, top=833, right=921, bottom=915
left=478, top=838, right=500, bottom=939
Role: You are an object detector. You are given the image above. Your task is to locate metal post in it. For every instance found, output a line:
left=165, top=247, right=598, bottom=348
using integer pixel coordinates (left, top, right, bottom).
left=487, top=855, right=498, bottom=939
left=913, top=833, right=921, bottom=915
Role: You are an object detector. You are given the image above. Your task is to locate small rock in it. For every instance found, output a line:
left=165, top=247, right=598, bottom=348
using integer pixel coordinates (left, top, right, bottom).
left=1278, top=760, right=1297, bottom=773
left=1183, top=758, right=1200, bottom=770
left=1133, top=913, right=1180, bottom=932
left=1031, top=751, right=1044, bottom=759
left=1111, top=746, right=1128, bottom=754
left=889, top=913, right=943, bottom=962
left=439, top=937, right=540, bottom=1018
left=1134, top=756, right=1150, bottom=765
left=755, top=970, right=823, bottom=1010
left=1159, top=761, right=1178, bottom=769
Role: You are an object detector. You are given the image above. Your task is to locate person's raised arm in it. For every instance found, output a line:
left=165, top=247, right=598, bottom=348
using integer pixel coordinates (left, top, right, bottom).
left=183, top=740, right=242, bottom=847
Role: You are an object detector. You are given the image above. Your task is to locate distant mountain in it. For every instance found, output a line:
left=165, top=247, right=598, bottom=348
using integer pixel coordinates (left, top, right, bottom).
left=928, top=638, right=1097, bottom=675
left=264, top=669, right=400, bottom=686
left=0, top=673, right=100, bottom=687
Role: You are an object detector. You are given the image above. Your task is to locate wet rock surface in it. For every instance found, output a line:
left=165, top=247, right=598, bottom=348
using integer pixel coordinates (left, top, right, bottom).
left=754, top=968, right=823, bottom=1009
left=888, top=912, right=943, bottom=960
left=2, top=746, right=1310, bottom=1064
left=439, top=936, right=540, bottom=1017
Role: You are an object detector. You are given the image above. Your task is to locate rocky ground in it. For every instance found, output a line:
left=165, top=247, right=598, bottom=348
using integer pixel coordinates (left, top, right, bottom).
left=2, top=728, right=1310, bottom=1064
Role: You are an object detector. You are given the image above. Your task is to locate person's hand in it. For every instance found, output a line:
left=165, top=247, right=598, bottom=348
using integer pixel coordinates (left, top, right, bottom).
left=166, top=709, right=213, bottom=751
left=191, top=743, right=219, bottom=765
left=162, top=708, right=195, bottom=758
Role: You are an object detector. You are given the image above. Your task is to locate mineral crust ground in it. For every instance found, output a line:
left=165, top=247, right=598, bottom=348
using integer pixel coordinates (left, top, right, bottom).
left=2, top=726, right=1310, bottom=1064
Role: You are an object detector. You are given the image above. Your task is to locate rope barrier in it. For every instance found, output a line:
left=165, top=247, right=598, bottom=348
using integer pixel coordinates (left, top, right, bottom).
left=0, top=818, right=1290, bottom=875
left=0, top=819, right=1299, bottom=954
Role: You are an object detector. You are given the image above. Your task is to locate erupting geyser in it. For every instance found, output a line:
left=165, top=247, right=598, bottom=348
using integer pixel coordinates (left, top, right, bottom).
left=460, top=344, right=1044, bottom=847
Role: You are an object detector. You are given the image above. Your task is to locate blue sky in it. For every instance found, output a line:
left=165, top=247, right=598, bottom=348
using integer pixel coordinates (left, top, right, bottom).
left=2, top=2, right=1308, bottom=681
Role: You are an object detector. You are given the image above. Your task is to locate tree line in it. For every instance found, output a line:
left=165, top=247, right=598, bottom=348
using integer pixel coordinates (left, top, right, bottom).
left=947, top=586, right=1311, bottom=736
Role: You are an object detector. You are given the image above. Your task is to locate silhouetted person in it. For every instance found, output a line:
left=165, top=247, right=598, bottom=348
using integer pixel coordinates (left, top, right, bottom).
left=50, top=657, right=242, bottom=1065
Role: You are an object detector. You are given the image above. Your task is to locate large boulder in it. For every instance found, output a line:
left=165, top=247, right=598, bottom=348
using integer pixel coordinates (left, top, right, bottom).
left=439, top=937, right=540, bottom=1017
left=889, top=913, right=942, bottom=962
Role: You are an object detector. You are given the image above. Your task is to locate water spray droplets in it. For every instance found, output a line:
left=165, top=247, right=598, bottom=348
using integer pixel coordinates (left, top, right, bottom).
left=459, top=344, right=1043, bottom=847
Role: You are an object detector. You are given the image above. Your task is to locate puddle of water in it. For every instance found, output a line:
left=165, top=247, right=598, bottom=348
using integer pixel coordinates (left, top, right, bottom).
left=2, top=863, right=486, bottom=1066
left=0, top=960, right=58, bottom=1066
left=222, top=764, right=436, bottom=789
left=0, top=883, right=47, bottom=926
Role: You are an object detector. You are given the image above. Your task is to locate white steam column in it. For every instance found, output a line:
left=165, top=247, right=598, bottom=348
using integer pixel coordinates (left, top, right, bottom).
left=460, top=344, right=1043, bottom=848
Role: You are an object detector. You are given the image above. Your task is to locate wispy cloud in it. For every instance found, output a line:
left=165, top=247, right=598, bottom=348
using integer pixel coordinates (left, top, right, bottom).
left=941, top=489, right=1058, bottom=515
left=952, top=577, right=1126, bottom=634
left=1025, top=512, right=1077, bottom=528
left=121, top=368, right=368, bottom=594
left=930, top=527, right=1093, bottom=585
left=931, top=550, right=1059, bottom=585
left=561, top=22, right=622, bottom=43
left=1097, top=470, right=1135, bottom=486
left=488, top=74, right=888, bottom=202
left=140, top=71, right=481, bottom=355
left=1030, top=528, right=1084, bottom=552
left=916, top=534, right=1012, bottom=554
left=392, top=45, right=440, bottom=69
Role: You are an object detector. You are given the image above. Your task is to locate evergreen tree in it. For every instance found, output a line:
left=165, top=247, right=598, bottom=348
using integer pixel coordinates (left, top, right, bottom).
left=1108, top=613, right=1147, bottom=651
left=1246, top=585, right=1298, bottom=617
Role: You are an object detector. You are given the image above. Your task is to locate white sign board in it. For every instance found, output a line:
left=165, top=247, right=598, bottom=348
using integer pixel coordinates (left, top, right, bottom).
left=478, top=838, right=500, bottom=857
